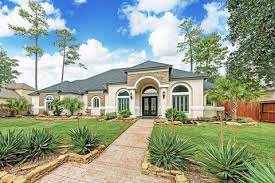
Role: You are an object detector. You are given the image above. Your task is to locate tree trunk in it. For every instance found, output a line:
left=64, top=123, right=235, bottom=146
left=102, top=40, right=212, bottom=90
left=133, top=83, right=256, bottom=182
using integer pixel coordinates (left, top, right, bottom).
left=61, top=47, right=66, bottom=83
left=231, top=101, right=238, bottom=121
left=35, top=36, right=38, bottom=90
left=188, top=36, right=193, bottom=72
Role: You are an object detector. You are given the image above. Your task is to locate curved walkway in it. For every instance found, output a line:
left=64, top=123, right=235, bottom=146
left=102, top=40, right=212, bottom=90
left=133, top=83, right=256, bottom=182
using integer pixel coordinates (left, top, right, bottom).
left=38, top=119, right=172, bottom=183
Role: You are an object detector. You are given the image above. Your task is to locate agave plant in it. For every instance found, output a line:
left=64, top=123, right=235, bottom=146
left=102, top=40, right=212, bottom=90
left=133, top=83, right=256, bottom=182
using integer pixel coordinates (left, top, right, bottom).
left=0, top=130, right=24, bottom=167
left=69, top=126, right=100, bottom=155
left=200, top=140, right=253, bottom=182
left=148, top=132, right=196, bottom=171
left=245, top=162, right=275, bottom=183
left=23, top=129, right=60, bottom=161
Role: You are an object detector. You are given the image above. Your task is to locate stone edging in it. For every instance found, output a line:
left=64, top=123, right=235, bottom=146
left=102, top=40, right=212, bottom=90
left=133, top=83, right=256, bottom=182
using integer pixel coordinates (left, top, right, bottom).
left=0, top=145, right=105, bottom=183
left=141, top=151, right=188, bottom=183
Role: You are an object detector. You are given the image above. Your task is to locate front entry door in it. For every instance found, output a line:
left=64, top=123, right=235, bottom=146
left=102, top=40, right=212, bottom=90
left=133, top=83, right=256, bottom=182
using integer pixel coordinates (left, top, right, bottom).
left=142, top=96, right=157, bottom=116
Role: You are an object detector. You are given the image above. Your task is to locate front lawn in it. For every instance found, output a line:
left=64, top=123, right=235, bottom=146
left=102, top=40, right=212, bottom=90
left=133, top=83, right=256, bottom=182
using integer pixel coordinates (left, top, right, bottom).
left=0, top=118, right=131, bottom=145
left=152, top=123, right=275, bottom=163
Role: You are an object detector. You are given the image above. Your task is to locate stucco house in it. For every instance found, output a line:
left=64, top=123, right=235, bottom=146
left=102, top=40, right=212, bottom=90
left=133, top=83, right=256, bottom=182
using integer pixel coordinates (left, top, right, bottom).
left=0, top=83, right=35, bottom=104
left=30, top=61, right=224, bottom=118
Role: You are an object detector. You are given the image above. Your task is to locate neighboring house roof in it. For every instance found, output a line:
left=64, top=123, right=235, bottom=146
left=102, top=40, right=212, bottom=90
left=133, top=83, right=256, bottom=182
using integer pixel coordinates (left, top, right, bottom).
left=204, top=80, right=215, bottom=90
left=30, top=61, right=209, bottom=96
left=0, top=88, right=21, bottom=99
left=4, top=83, right=35, bottom=91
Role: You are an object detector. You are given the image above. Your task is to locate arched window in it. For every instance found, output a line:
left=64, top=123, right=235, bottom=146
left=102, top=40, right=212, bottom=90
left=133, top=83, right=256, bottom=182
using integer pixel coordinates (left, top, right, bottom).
left=92, top=97, right=100, bottom=108
left=117, top=89, right=130, bottom=111
left=45, top=95, right=54, bottom=111
left=172, top=85, right=189, bottom=112
left=143, top=86, right=157, bottom=94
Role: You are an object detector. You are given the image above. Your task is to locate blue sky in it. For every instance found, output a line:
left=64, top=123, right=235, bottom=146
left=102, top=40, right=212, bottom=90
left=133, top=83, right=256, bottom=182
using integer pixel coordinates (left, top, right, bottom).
left=0, top=0, right=229, bottom=88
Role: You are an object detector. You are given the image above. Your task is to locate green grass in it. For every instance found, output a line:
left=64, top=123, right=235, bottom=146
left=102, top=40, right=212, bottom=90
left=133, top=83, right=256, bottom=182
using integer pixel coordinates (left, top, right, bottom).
left=0, top=118, right=131, bottom=145
left=152, top=123, right=275, bottom=163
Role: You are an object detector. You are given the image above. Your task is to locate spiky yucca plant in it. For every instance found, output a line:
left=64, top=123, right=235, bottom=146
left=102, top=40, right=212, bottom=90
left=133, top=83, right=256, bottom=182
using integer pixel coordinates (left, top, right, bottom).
left=69, top=126, right=100, bottom=155
left=148, top=132, right=196, bottom=171
left=200, top=140, right=253, bottom=182
left=245, top=162, right=275, bottom=183
left=23, top=129, right=60, bottom=161
left=0, top=130, right=24, bottom=167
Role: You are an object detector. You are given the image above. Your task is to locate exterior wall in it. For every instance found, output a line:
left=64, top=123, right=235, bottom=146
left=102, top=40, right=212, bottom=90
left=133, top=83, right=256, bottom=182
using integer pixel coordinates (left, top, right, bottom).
left=261, top=90, right=275, bottom=101
left=0, top=98, right=8, bottom=104
left=15, top=89, right=33, bottom=103
left=32, top=96, right=40, bottom=115
left=127, top=69, right=169, bottom=86
left=105, top=84, right=128, bottom=114
left=87, top=91, right=105, bottom=115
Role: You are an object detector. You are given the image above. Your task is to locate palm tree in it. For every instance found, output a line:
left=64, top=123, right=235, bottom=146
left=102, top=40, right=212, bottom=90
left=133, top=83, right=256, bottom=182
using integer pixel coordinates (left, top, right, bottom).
left=208, top=77, right=263, bottom=120
left=6, top=97, right=29, bottom=115
left=62, top=97, right=83, bottom=116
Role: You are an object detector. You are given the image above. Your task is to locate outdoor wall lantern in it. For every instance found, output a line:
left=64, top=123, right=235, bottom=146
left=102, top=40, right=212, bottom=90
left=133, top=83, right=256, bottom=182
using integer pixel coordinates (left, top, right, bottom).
left=162, top=91, right=166, bottom=99
left=130, top=92, right=133, bottom=99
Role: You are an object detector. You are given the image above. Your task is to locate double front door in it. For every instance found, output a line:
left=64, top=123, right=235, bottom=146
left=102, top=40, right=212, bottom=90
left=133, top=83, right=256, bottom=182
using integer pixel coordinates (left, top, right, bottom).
left=142, top=96, right=157, bottom=116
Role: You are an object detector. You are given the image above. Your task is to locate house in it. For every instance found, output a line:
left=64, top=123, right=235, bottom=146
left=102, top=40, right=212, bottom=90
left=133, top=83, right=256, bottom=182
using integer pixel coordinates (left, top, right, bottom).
left=30, top=61, right=224, bottom=118
left=0, top=83, right=35, bottom=104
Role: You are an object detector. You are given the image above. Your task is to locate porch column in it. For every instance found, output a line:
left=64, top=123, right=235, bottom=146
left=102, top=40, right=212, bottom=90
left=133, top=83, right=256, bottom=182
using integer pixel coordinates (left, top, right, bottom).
left=160, top=87, right=168, bottom=118
left=129, top=89, right=136, bottom=118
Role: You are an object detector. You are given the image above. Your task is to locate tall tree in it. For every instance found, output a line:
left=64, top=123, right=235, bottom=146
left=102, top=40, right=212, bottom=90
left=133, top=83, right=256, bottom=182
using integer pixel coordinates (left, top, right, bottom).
left=9, top=1, right=49, bottom=90
left=55, top=29, right=85, bottom=83
left=226, top=0, right=275, bottom=87
left=0, top=47, right=19, bottom=88
left=178, top=20, right=201, bottom=72
left=193, top=33, right=228, bottom=82
left=208, top=77, right=263, bottom=120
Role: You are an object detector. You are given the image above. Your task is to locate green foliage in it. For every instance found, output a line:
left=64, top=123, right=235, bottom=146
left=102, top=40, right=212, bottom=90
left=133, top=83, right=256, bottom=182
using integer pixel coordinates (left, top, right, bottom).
left=177, top=112, right=188, bottom=123
left=50, top=99, right=63, bottom=116
left=6, top=97, right=29, bottom=115
left=148, top=132, right=196, bottom=171
left=200, top=140, right=253, bottom=182
left=193, top=33, right=228, bottom=82
left=178, top=20, right=202, bottom=72
left=9, top=1, right=49, bottom=90
left=208, top=77, right=263, bottom=120
left=226, top=0, right=275, bottom=87
left=62, top=97, right=84, bottom=116
left=23, top=129, right=60, bottom=161
left=104, top=112, right=117, bottom=120
left=0, top=130, right=24, bottom=167
left=69, top=126, right=100, bottom=155
left=118, top=109, right=131, bottom=118
left=165, top=108, right=179, bottom=121
left=55, top=29, right=85, bottom=83
left=245, top=162, right=275, bottom=183
left=0, top=47, right=19, bottom=87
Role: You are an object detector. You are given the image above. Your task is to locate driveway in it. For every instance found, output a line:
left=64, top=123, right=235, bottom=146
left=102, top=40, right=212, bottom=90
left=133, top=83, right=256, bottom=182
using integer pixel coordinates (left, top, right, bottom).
left=38, top=119, right=172, bottom=183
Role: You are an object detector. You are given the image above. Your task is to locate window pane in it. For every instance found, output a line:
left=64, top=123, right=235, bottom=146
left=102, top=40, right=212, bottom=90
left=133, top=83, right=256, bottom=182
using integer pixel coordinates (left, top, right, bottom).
left=118, top=90, right=129, bottom=96
left=118, top=98, right=129, bottom=111
left=172, top=95, right=189, bottom=112
left=143, top=86, right=157, bottom=94
left=173, top=85, right=188, bottom=93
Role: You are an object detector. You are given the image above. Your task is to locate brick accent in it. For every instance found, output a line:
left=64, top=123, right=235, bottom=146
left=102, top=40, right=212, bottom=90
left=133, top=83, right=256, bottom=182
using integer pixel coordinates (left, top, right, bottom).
left=87, top=93, right=105, bottom=114
left=127, top=70, right=169, bottom=86
left=39, top=93, right=60, bottom=106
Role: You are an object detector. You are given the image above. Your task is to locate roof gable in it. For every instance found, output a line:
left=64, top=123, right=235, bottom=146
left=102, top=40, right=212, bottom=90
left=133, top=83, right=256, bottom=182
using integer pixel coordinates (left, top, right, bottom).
left=126, top=61, right=172, bottom=72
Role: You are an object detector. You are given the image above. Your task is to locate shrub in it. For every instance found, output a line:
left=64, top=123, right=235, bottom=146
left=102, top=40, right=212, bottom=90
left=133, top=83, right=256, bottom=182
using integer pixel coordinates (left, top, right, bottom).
left=200, top=140, right=253, bottom=182
left=148, top=132, right=196, bottom=171
left=6, top=97, right=29, bottom=115
left=165, top=108, right=179, bottom=121
left=245, top=162, right=275, bottom=183
left=51, top=99, right=63, bottom=116
left=118, top=109, right=131, bottom=118
left=104, top=112, right=117, bottom=120
left=177, top=111, right=188, bottom=123
left=0, top=130, right=24, bottom=167
left=23, top=129, right=60, bottom=161
left=62, top=97, right=84, bottom=116
left=69, top=126, right=100, bottom=155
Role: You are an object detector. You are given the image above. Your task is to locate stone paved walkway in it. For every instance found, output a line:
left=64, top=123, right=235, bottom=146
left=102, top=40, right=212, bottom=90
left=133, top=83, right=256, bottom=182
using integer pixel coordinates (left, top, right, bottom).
left=37, top=119, right=173, bottom=183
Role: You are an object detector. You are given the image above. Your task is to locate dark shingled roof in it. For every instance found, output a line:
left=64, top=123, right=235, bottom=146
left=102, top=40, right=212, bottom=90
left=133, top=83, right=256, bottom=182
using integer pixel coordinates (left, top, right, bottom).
left=30, top=61, right=209, bottom=96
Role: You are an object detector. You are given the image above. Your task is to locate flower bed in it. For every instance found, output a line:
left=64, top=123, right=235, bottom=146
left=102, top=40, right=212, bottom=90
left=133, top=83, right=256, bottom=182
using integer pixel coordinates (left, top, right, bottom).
left=0, top=145, right=105, bottom=183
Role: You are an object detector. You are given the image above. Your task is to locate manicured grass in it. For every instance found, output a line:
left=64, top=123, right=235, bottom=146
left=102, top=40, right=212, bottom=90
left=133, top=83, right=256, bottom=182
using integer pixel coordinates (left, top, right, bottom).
left=152, top=123, right=275, bottom=163
left=0, top=118, right=131, bottom=145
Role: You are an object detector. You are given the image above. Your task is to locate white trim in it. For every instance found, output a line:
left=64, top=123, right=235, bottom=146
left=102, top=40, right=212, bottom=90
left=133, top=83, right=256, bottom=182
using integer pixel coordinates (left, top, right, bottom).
left=44, top=95, right=54, bottom=111
left=116, top=89, right=130, bottom=112
left=91, top=96, right=100, bottom=109
left=133, top=76, right=161, bottom=89
left=170, top=83, right=192, bottom=114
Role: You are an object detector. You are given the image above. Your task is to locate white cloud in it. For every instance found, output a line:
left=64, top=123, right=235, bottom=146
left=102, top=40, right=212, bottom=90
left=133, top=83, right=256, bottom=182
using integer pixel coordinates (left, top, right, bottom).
left=15, top=38, right=147, bottom=89
left=201, top=2, right=229, bottom=35
left=0, top=0, right=67, bottom=37
left=74, top=0, right=87, bottom=5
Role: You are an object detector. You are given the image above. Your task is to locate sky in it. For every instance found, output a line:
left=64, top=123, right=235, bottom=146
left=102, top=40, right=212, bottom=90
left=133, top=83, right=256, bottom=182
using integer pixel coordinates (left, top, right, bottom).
left=0, top=0, right=229, bottom=89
